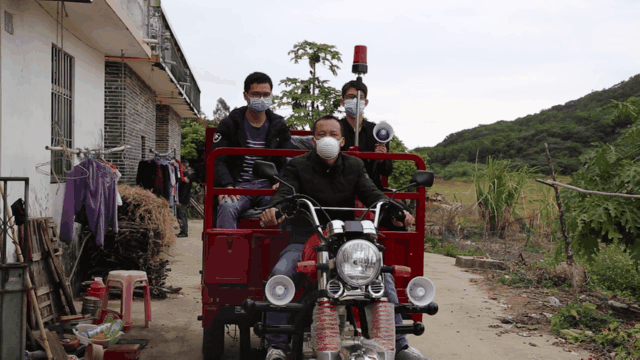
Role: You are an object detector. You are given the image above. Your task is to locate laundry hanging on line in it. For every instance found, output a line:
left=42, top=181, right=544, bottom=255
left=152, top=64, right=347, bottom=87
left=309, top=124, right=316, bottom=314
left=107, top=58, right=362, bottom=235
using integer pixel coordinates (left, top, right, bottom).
left=59, top=157, right=120, bottom=248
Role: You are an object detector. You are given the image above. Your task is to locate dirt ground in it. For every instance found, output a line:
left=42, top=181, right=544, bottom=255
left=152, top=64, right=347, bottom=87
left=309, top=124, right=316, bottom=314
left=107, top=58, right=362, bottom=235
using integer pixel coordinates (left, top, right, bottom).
left=81, top=220, right=593, bottom=360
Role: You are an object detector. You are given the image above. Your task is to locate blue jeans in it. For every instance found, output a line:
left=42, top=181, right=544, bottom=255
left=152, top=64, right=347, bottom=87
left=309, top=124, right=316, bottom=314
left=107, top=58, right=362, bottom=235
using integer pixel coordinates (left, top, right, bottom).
left=264, top=245, right=409, bottom=352
left=216, top=180, right=272, bottom=229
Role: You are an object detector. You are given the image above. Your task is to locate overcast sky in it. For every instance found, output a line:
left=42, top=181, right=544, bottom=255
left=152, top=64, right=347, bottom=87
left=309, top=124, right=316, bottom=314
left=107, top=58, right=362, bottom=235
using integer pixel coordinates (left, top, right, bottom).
left=162, top=0, right=640, bottom=150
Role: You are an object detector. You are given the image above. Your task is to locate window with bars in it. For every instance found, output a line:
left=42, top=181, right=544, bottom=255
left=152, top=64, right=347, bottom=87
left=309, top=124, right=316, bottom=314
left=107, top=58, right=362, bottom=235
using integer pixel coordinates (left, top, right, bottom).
left=51, top=45, right=74, bottom=183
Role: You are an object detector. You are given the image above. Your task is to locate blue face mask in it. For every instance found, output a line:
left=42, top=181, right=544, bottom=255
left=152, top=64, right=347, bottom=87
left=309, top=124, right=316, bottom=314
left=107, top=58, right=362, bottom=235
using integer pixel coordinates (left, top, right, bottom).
left=247, top=95, right=272, bottom=113
left=344, top=98, right=366, bottom=117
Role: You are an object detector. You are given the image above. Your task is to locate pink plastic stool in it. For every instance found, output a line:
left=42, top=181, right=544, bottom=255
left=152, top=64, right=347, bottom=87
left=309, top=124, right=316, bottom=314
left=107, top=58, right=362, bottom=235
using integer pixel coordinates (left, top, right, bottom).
left=101, top=270, right=152, bottom=331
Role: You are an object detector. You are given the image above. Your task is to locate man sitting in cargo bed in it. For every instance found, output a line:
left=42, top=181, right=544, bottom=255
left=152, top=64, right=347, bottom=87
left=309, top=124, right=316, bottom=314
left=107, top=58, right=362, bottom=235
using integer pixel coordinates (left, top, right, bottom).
left=212, top=72, right=291, bottom=229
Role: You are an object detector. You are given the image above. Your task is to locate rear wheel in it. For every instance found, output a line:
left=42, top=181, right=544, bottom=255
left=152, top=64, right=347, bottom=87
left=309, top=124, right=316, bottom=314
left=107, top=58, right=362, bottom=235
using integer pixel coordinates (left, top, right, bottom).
left=203, top=322, right=225, bottom=360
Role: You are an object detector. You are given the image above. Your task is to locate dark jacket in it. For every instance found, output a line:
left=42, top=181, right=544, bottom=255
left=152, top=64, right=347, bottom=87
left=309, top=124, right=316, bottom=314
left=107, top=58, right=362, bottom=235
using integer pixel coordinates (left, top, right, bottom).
left=339, top=118, right=393, bottom=190
left=212, top=106, right=292, bottom=187
left=270, top=150, right=387, bottom=244
left=178, top=170, right=196, bottom=205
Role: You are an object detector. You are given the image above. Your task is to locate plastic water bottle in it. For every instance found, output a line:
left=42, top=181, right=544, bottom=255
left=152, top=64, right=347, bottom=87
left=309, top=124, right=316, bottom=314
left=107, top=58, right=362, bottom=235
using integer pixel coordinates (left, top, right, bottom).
left=86, top=277, right=107, bottom=300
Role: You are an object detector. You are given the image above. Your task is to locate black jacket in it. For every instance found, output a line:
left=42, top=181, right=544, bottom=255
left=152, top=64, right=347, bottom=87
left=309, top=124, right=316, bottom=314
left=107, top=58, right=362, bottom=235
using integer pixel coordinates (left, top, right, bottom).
left=339, top=118, right=393, bottom=190
left=270, top=150, right=387, bottom=244
left=178, top=170, right=196, bottom=205
left=212, top=106, right=292, bottom=187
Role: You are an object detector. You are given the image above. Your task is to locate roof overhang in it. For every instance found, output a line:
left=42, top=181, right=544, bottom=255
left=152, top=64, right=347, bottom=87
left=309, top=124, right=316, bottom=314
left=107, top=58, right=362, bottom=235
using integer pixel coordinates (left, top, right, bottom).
left=106, top=56, right=198, bottom=118
left=37, top=0, right=151, bottom=58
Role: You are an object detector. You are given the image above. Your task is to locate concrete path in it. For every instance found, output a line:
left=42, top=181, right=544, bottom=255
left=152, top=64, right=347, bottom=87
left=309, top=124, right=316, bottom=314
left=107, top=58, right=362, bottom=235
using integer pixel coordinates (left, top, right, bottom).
left=88, top=220, right=590, bottom=359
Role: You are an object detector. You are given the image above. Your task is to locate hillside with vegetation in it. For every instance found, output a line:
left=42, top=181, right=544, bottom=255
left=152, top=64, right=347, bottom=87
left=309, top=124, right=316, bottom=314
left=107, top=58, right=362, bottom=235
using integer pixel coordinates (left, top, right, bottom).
left=414, top=74, right=640, bottom=175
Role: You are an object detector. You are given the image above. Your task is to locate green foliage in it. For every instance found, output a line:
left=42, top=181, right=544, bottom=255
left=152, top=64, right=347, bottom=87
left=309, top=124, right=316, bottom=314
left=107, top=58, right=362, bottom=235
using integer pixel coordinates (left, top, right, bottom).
left=497, top=274, right=525, bottom=287
left=474, top=157, right=536, bottom=233
left=551, top=302, right=640, bottom=358
left=387, top=136, right=429, bottom=189
left=561, top=97, right=640, bottom=265
left=594, top=323, right=640, bottom=359
left=582, top=246, right=640, bottom=302
left=424, top=236, right=484, bottom=257
left=181, top=119, right=206, bottom=159
left=550, top=302, right=617, bottom=335
left=180, top=119, right=207, bottom=183
left=275, top=41, right=343, bottom=130
left=414, top=75, right=640, bottom=175
left=440, top=161, right=485, bottom=181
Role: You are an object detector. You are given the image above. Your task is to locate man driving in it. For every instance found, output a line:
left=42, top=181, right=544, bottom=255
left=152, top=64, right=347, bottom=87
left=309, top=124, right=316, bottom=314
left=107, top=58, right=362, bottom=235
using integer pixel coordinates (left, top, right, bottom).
left=260, top=115, right=430, bottom=360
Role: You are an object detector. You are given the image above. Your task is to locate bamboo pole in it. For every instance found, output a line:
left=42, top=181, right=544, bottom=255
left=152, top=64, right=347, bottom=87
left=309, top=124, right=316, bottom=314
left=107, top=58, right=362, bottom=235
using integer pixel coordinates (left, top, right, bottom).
left=0, top=184, right=53, bottom=360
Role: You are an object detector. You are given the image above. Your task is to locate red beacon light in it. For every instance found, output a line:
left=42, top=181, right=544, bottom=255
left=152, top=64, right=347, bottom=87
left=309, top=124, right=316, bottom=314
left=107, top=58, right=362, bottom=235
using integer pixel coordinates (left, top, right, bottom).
left=352, top=45, right=368, bottom=74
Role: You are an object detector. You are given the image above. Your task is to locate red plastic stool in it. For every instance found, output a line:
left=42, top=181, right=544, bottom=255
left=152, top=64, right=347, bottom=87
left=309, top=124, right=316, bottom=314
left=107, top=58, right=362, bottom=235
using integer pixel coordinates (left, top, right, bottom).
left=101, top=270, right=152, bottom=331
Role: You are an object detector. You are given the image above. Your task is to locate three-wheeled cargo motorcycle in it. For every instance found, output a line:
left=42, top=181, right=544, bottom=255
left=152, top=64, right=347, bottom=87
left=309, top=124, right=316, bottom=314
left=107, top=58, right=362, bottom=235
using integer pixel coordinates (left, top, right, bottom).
left=200, top=128, right=438, bottom=360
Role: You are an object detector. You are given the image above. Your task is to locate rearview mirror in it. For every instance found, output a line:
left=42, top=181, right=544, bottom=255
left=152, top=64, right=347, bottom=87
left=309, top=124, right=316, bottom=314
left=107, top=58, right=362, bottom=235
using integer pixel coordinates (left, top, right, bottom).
left=253, top=160, right=278, bottom=180
left=410, top=171, right=434, bottom=188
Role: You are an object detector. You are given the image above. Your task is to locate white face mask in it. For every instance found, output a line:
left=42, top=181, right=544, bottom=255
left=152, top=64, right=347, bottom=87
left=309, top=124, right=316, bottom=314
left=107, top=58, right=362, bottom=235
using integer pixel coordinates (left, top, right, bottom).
left=344, top=98, right=366, bottom=117
left=247, top=95, right=272, bottom=113
left=315, top=136, right=341, bottom=160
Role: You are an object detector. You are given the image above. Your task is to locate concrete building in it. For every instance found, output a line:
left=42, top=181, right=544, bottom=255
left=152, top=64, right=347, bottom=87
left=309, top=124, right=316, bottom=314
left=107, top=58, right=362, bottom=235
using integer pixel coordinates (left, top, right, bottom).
left=0, top=0, right=200, bottom=243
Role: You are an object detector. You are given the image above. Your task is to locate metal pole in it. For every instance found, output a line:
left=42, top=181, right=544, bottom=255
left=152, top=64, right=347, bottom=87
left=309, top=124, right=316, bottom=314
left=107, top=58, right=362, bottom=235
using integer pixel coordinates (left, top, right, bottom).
left=354, top=75, right=363, bottom=148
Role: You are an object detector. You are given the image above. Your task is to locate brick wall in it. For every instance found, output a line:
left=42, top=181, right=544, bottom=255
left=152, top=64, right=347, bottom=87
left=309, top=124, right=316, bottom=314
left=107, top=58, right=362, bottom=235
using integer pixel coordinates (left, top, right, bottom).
left=104, top=61, right=156, bottom=185
left=155, top=104, right=181, bottom=159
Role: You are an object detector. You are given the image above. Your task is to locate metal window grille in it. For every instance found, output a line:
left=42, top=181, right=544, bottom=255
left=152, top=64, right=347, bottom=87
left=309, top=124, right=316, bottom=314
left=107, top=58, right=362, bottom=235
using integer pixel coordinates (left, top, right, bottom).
left=4, top=11, right=13, bottom=35
left=51, top=45, right=74, bottom=183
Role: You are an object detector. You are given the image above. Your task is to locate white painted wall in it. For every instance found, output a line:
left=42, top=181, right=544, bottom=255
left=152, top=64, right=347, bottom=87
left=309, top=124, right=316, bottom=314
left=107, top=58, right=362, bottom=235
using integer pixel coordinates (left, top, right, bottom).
left=0, top=0, right=105, bottom=235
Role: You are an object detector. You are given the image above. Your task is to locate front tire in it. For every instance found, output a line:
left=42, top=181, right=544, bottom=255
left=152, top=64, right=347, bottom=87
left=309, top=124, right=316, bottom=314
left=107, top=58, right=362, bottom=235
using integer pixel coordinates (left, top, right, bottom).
left=203, top=322, right=225, bottom=360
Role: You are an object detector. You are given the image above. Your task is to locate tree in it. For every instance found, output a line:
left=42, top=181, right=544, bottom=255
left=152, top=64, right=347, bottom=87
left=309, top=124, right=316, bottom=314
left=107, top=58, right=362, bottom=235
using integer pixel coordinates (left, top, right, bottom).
left=562, top=97, right=640, bottom=265
left=181, top=119, right=206, bottom=183
left=275, top=41, right=343, bottom=129
left=211, top=98, right=231, bottom=126
left=387, top=137, right=429, bottom=189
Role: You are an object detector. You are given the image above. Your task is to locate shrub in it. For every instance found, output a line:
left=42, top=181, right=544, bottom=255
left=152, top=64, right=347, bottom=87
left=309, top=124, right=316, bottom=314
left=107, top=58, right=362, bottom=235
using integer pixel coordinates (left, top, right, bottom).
left=583, top=246, right=640, bottom=301
left=550, top=302, right=617, bottom=335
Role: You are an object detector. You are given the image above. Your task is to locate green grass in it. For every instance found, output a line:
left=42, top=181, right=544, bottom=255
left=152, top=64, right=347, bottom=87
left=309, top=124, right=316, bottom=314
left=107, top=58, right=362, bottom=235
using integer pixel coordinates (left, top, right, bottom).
left=430, top=177, right=569, bottom=218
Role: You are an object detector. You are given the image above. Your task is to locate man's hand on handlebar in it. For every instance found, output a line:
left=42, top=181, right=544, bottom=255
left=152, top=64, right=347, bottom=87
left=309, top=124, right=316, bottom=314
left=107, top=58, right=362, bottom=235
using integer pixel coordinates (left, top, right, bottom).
left=391, top=210, right=415, bottom=228
left=272, top=183, right=280, bottom=190
left=218, top=186, right=238, bottom=203
left=260, top=207, right=285, bottom=227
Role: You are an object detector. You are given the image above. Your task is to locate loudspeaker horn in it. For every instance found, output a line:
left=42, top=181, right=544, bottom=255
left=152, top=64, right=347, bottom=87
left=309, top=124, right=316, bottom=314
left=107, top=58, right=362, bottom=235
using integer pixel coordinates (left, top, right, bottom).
left=406, top=276, right=436, bottom=306
left=265, top=275, right=296, bottom=306
left=373, top=121, right=394, bottom=143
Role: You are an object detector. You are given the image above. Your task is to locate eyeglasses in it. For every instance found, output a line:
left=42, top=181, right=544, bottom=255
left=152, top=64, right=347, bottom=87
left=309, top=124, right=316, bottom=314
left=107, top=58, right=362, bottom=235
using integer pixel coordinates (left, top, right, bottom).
left=247, top=91, right=272, bottom=99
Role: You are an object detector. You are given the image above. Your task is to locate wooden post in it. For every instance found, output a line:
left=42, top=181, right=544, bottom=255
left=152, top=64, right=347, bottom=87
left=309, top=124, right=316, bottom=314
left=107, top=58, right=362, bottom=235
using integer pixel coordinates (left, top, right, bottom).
left=543, top=143, right=574, bottom=265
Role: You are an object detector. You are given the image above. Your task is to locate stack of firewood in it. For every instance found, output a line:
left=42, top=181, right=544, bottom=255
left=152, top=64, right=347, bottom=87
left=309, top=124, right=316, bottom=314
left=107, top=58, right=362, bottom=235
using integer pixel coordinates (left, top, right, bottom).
left=85, top=184, right=177, bottom=299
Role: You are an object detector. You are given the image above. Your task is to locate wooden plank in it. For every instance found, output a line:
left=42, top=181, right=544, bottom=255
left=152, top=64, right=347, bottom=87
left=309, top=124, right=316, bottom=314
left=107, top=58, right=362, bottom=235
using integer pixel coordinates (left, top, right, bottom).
left=33, top=329, right=68, bottom=360
left=40, top=220, right=77, bottom=315
left=38, top=300, right=52, bottom=308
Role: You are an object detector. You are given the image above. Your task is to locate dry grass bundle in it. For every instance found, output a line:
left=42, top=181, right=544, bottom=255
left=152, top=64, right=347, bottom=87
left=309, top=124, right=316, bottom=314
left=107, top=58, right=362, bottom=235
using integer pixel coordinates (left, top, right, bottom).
left=84, top=185, right=177, bottom=299
left=117, top=184, right=176, bottom=250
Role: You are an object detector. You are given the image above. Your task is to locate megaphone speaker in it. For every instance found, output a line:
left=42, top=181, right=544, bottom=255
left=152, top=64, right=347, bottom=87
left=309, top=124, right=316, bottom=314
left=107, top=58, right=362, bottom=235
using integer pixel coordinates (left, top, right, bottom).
left=407, top=276, right=436, bottom=306
left=265, top=275, right=296, bottom=306
left=373, top=121, right=394, bottom=143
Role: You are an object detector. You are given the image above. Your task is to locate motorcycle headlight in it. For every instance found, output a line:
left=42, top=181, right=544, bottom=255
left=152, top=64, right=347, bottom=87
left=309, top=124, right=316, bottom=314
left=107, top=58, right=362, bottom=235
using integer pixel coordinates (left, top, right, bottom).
left=336, top=240, right=382, bottom=287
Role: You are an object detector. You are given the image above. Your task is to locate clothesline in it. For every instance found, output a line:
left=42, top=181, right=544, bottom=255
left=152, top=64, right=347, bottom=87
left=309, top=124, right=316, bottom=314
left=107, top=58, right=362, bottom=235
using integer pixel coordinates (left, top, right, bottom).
left=45, top=145, right=130, bottom=157
left=149, top=148, right=176, bottom=158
